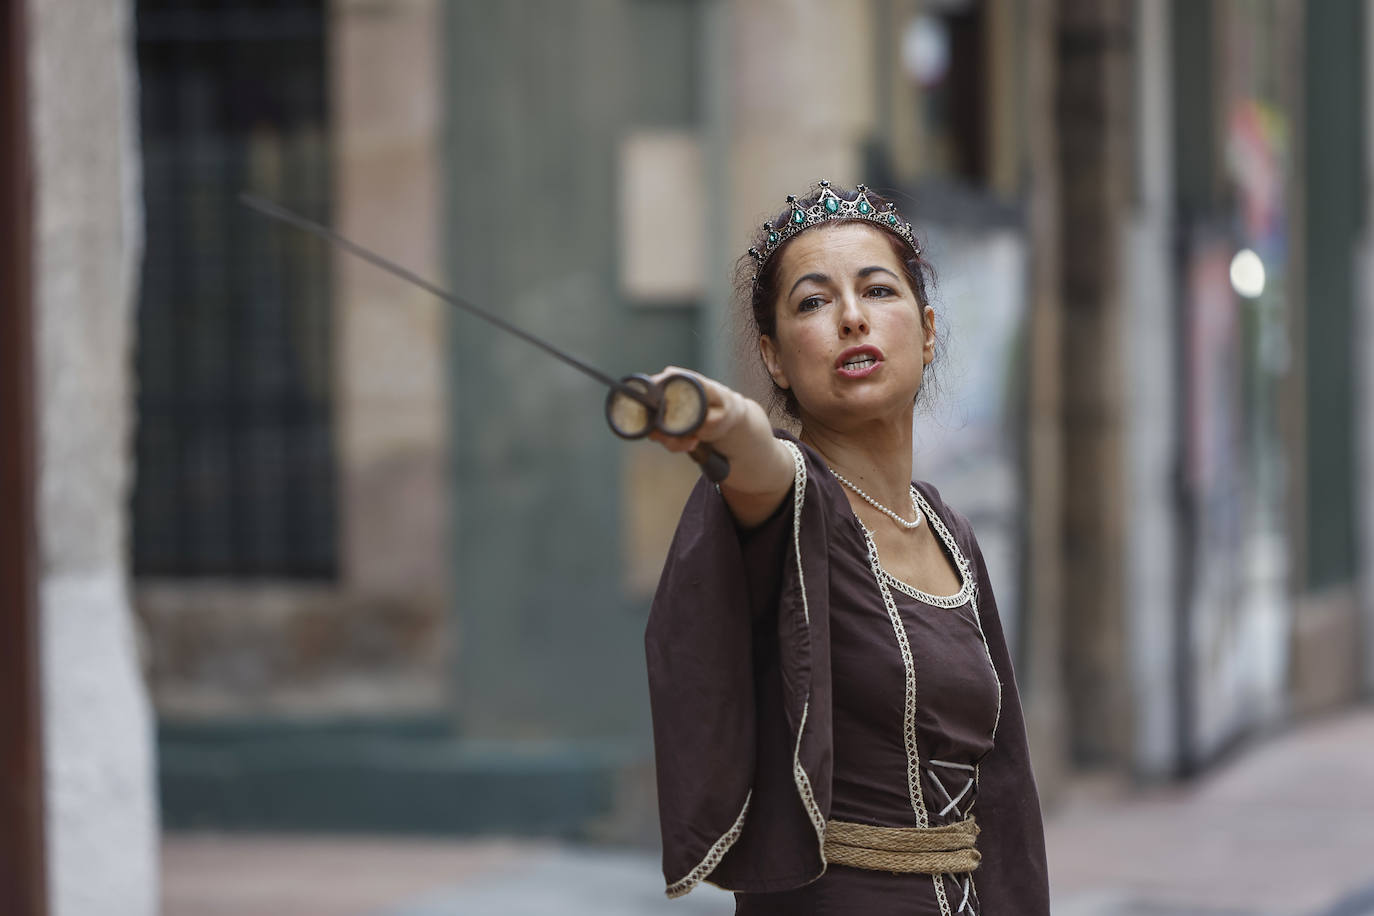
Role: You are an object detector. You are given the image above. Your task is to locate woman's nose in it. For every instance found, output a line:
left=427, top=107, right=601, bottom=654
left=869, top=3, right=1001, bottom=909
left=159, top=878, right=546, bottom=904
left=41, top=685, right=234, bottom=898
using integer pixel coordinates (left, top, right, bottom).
left=839, top=296, right=869, bottom=336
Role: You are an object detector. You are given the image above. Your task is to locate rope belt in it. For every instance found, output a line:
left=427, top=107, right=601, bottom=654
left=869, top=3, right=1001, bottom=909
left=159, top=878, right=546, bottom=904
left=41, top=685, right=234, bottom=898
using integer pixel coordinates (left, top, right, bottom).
left=823, top=816, right=981, bottom=874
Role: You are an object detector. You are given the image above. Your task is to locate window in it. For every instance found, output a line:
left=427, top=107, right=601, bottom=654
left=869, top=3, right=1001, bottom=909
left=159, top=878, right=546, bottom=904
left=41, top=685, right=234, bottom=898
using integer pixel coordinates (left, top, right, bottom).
left=133, top=0, right=336, bottom=577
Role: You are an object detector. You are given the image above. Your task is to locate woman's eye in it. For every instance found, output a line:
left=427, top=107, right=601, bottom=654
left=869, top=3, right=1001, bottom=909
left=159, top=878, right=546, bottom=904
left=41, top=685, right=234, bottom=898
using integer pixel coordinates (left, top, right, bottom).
left=866, top=285, right=894, bottom=298
left=798, top=296, right=824, bottom=312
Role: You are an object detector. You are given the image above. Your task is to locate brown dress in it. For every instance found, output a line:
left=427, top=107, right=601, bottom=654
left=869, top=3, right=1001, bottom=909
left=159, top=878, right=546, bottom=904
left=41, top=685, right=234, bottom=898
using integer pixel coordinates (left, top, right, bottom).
left=645, top=432, right=1050, bottom=915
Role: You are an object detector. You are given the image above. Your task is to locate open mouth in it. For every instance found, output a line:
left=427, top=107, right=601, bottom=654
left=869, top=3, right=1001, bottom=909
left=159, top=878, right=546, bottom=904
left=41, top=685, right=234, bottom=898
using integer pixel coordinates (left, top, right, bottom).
left=836, top=346, right=884, bottom=376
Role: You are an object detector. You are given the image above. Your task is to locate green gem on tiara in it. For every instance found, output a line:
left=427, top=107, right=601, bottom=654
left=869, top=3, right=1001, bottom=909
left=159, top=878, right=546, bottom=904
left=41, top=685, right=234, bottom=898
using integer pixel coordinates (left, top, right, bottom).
left=887, top=214, right=898, bottom=225
left=768, top=231, right=779, bottom=245
left=792, top=209, right=806, bottom=226
left=823, top=196, right=840, bottom=214
left=858, top=199, right=872, bottom=214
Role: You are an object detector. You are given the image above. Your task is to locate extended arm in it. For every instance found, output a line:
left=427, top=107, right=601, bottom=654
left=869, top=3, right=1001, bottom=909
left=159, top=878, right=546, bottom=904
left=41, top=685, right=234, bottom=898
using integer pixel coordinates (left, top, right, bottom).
left=646, top=366, right=794, bottom=528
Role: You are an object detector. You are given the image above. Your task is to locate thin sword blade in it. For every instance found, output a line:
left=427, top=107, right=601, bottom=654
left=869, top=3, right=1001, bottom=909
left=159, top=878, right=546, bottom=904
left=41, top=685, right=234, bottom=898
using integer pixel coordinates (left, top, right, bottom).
left=239, top=193, right=656, bottom=408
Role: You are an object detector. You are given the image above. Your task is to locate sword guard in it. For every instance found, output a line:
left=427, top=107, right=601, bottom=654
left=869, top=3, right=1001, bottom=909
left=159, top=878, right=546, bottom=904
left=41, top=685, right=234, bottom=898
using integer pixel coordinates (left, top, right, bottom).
left=605, top=372, right=731, bottom=482
left=605, top=374, right=660, bottom=439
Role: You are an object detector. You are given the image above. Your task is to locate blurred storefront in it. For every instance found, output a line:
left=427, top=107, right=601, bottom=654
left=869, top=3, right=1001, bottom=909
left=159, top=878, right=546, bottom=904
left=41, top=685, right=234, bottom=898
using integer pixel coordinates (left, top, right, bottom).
left=1169, top=0, right=1297, bottom=771
left=1136, top=0, right=1370, bottom=776
left=1074, top=0, right=1371, bottom=780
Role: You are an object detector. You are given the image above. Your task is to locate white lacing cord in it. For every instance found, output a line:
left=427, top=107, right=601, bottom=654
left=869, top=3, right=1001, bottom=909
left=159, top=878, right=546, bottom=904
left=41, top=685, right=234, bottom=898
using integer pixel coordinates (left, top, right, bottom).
left=930, top=770, right=974, bottom=818
left=929, top=758, right=975, bottom=772
left=956, top=876, right=973, bottom=913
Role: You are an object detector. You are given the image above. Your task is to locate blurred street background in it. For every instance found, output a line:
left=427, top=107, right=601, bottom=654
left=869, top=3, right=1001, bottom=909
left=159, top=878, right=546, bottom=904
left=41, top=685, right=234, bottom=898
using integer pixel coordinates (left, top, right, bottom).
left=4, top=1, right=1374, bottom=915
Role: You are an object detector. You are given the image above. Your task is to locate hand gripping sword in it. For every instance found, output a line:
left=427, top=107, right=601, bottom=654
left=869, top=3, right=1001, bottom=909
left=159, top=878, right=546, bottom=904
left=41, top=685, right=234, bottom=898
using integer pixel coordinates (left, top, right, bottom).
left=240, top=194, right=729, bottom=483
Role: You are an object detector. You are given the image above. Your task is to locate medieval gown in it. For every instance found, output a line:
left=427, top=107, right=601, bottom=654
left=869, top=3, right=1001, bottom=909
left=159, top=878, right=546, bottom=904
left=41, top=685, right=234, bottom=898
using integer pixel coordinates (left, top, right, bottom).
left=645, top=432, right=1051, bottom=915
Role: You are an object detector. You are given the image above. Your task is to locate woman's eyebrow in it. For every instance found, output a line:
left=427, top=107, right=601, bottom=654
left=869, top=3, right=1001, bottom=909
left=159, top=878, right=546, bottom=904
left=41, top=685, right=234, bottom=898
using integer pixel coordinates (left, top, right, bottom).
left=788, top=272, right=830, bottom=298
left=857, top=265, right=899, bottom=281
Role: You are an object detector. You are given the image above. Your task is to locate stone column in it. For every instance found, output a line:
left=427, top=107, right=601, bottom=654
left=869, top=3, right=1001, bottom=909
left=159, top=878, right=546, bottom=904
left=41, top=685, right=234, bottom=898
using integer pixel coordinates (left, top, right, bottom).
left=724, top=0, right=877, bottom=400
left=334, top=0, right=448, bottom=605
left=28, top=0, right=158, bottom=913
left=1020, top=0, right=1070, bottom=800
left=332, top=0, right=451, bottom=707
left=1056, top=0, right=1132, bottom=766
left=1122, top=0, right=1182, bottom=779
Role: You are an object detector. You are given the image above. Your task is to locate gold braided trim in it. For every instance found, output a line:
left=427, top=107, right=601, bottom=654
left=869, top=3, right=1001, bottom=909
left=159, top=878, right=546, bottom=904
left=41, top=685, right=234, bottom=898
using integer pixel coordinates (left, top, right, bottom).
left=823, top=816, right=981, bottom=874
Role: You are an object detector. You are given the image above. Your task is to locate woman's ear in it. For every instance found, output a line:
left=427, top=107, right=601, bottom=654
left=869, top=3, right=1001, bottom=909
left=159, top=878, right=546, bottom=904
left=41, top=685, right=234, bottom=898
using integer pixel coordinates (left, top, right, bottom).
left=759, top=334, right=790, bottom=389
left=921, top=306, right=937, bottom=366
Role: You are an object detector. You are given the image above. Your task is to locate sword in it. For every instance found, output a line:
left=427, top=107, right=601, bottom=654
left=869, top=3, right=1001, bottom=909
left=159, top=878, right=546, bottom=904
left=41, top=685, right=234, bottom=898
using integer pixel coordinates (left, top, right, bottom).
left=239, top=193, right=729, bottom=482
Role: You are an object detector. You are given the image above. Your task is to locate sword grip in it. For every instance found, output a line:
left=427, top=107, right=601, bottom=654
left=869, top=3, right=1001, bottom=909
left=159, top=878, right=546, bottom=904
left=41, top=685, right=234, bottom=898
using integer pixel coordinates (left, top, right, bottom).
left=689, top=443, right=730, bottom=483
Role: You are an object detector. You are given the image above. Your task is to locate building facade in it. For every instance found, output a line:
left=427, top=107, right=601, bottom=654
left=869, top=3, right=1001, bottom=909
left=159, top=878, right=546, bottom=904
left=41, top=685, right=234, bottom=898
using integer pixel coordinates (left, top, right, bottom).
left=121, top=0, right=1374, bottom=838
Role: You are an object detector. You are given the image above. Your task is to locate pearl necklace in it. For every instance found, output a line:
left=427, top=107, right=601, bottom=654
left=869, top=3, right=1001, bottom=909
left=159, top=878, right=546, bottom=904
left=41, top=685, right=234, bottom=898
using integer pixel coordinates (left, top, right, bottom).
left=831, top=471, right=924, bottom=530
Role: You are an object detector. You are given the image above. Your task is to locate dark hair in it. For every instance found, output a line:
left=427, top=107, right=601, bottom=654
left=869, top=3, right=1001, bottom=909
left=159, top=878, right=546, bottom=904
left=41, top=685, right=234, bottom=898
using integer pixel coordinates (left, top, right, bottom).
left=732, top=182, right=940, bottom=420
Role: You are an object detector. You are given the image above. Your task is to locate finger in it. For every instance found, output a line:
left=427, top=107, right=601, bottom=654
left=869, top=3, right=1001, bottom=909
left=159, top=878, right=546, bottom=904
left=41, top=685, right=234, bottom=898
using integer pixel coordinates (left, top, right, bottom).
left=688, top=394, right=745, bottom=442
left=647, top=365, right=689, bottom=387
left=649, top=366, right=726, bottom=408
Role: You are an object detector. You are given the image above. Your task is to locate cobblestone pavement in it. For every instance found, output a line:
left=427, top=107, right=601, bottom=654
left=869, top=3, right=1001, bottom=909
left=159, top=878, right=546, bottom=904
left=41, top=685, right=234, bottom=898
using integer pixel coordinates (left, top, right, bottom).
left=163, top=706, right=1374, bottom=916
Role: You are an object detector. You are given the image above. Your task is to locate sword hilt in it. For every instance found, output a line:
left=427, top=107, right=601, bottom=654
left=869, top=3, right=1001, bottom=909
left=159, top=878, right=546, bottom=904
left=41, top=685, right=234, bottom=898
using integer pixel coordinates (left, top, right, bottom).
left=687, top=443, right=730, bottom=483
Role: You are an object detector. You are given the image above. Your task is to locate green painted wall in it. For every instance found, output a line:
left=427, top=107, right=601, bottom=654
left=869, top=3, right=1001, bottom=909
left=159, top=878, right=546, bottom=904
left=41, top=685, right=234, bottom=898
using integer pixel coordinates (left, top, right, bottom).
left=1172, top=0, right=1216, bottom=217
left=443, top=1, right=704, bottom=741
left=158, top=717, right=623, bottom=834
left=1304, top=0, right=1364, bottom=590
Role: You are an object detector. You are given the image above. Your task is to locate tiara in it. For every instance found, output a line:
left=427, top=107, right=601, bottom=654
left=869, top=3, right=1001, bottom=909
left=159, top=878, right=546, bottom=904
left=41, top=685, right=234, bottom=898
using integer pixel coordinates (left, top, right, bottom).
left=747, top=180, right=920, bottom=277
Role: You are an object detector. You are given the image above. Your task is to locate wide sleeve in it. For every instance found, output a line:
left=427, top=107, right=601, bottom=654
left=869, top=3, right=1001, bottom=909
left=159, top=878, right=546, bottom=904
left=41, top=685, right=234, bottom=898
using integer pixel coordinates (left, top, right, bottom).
left=644, top=437, right=834, bottom=897
left=962, top=525, right=1052, bottom=914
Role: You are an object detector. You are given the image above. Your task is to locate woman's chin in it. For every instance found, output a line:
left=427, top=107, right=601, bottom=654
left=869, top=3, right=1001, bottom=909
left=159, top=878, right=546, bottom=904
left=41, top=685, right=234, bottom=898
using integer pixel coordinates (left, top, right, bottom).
left=801, top=389, right=917, bottom=429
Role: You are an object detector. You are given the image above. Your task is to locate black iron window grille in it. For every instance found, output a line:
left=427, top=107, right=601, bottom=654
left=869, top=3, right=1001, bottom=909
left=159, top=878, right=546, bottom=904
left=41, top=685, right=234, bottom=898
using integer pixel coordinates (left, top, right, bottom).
left=133, top=0, right=336, bottom=577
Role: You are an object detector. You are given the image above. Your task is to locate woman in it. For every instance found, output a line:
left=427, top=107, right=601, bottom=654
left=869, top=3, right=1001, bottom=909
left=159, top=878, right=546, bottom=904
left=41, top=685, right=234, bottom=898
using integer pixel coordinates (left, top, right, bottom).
left=643, top=182, right=1050, bottom=915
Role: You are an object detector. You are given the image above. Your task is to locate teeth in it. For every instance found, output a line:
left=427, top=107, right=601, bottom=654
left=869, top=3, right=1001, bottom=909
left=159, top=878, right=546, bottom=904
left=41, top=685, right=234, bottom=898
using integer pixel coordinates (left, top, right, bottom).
left=844, top=356, right=876, bottom=370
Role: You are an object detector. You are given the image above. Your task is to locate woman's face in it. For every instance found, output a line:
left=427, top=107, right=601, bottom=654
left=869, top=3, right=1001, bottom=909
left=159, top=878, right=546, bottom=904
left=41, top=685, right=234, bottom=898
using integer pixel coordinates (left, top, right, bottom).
left=759, top=221, right=935, bottom=429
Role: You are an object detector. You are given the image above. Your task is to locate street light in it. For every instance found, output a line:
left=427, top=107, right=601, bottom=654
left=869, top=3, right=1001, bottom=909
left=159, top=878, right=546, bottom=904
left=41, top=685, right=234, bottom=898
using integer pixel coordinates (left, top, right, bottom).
left=1229, top=247, right=1266, bottom=299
